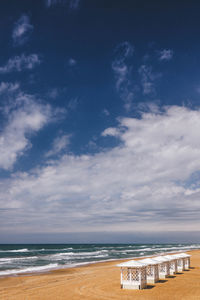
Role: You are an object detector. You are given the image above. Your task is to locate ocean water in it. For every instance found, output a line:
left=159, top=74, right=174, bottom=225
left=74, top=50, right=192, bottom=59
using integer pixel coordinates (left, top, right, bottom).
left=0, top=243, right=199, bottom=277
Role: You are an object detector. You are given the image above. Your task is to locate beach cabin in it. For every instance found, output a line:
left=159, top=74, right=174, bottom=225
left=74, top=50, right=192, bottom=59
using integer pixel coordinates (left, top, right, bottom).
left=162, top=255, right=178, bottom=275
left=170, top=254, right=185, bottom=272
left=176, top=253, right=191, bottom=270
left=138, top=258, right=159, bottom=284
left=117, top=260, right=148, bottom=289
left=151, top=256, right=170, bottom=279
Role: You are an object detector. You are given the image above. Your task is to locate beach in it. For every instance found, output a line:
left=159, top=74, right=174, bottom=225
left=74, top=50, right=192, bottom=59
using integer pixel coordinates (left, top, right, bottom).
left=0, top=249, right=199, bottom=300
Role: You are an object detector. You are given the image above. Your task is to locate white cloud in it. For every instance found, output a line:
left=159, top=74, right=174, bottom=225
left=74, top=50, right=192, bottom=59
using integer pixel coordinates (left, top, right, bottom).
left=102, top=109, right=110, bottom=116
left=68, top=58, right=77, bottom=66
left=47, top=88, right=60, bottom=99
left=0, top=54, right=41, bottom=74
left=138, top=64, right=160, bottom=95
left=69, top=0, right=80, bottom=10
left=0, top=82, right=20, bottom=94
left=46, top=0, right=63, bottom=7
left=2, top=106, right=200, bottom=233
left=45, top=134, right=71, bottom=157
left=46, top=0, right=80, bottom=9
left=112, top=41, right=135, bottom=111
left=102, top=127, right=120, bottom=137
left=0, top=93, right=52, bottom=170
left=159, top=49, right=173, bottom=61
left=12, top=15, right=33, bottom=46
left=68, top=98, right=78, bottom=110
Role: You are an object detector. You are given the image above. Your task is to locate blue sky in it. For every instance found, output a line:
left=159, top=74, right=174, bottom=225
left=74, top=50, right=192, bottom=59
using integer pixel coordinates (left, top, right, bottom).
left=1, top=0, right=200, bottom=243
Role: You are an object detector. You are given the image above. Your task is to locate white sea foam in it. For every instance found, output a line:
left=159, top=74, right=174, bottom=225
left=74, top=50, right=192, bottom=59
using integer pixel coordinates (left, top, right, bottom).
left=123, top=248, right=153, bottom=252
left=72, top=251, right=105, bottom=256
left=36, top=247, right=73, bottom=252
left=9, top=248, right=29, bottom=253
left=47, top=251, right=109, bottom=260
left=0, top=248, right=29, bottom=253
left=0, top=256, right=37, bottom=262
left=63, top=247, right=73, bottom=250
left=121, top=245, right=200, bottom=253
left=52, top=250, right=108, bottom=257
left=0, top=263, right=58, bottom=276
left=50, top=252, right=74, bottom=257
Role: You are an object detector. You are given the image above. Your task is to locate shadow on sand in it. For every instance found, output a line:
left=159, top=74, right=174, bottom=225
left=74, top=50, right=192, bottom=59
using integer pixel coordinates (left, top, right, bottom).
left=158, top=280, right=168, bottom=283
left=146, top=285, right=155, bottom=289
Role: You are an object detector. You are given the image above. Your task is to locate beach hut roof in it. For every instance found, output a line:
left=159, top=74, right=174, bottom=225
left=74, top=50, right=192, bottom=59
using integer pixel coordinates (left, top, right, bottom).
left=173, top=253, right=191, bottom=258
left=138, top=258, right=159, bottom=265
left=161, top=255, right=176, bottom=260
left=151, top=256, right=171, bottom=262
left=170, top=254, right=185, bottom=259
left=117, top=260, right=148, bottom=268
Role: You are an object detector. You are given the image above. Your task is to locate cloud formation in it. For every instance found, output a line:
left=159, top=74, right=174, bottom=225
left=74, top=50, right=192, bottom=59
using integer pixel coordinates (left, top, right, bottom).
left=46, top=0, right=63, bottom=7
left=45, top=134, right=71, bottom=157
left=12, top=15, right=33, bottom=46
left=0, top=54, right=41, bottom=73
left=112, top=42, right=135, bottom=111
left=1, top=105, right=200, bottom=233
left=68, top=58, right=77, bottom=66
left=0, top=82, right=20, bottom=94
left=138, top=64, right=158, bottom=95
left=46, top=0, right=80, bottom=10
left=159, top=49, right=173, bottom=61
left=69, top=0, right=80, bottom=10
left=0, top=91, right=52, bottom=170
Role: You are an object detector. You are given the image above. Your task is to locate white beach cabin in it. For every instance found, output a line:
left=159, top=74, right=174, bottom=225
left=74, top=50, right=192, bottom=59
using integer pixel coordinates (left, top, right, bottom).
left=170, top=254, right=185, bottom=272
left=176, top=253, right=191, bottom=270
left=151, top=256, right=170, bottom=279
left=117, top=260, right=148, bottom=290
left=138, top=258, right=159, bottom=284
left=162, top=255, right=178, bottom=275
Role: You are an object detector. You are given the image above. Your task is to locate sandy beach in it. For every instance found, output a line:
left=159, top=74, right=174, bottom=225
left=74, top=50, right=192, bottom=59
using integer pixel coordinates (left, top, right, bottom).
left=0, top=249, right=199, bottom=300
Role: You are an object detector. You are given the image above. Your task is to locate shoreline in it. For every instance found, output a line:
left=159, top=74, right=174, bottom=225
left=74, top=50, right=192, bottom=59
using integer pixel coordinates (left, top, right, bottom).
left=0, top=249, right=200, bottom=299
left=0, top=247, right=198, bottom=279
left=48, top=248, right=196, bottom=274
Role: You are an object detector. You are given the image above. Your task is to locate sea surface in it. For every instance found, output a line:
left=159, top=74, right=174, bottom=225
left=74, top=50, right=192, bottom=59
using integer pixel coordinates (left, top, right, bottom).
left=0, top=243, right=199, bottom=277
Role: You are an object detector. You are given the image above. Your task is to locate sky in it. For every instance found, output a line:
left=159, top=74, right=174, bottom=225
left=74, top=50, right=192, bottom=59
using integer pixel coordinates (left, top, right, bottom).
left=1, top=0, right=200, bottom=243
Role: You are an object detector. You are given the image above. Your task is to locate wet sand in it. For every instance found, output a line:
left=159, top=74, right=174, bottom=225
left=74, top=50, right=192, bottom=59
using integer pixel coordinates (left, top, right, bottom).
left=0, top=249, right=199, bottom=300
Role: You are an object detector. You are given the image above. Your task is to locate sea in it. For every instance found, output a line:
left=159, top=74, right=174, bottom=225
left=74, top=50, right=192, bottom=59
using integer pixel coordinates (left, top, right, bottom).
left=0, top=243, right=199, bottom=277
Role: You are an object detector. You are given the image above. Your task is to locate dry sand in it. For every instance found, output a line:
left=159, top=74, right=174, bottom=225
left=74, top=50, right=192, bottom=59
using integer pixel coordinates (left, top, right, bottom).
left=0, top=249, right=200, bottom=300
